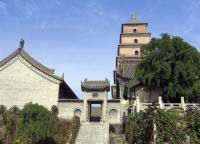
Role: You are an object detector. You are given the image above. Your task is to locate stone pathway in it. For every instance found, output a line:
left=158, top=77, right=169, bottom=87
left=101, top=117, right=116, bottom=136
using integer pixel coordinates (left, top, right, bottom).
left=75, top=123, right=105, bottom=144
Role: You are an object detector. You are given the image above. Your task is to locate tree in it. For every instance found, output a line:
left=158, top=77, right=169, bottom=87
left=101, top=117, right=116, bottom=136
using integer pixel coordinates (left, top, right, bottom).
left=16, top=103, right=57, bottom=143
left=156, top=108, right=187, bottom=143
left=135, top=34, right=200, bottom=101
left=0, top=105, right=20, bottom=144
left=7, top=106, right=20, bottom=141
left=0, top=105, right=8, bottom=143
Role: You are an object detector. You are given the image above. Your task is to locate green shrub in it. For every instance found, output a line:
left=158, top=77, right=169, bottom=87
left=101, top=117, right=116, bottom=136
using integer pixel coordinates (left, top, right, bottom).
left=186, top=107, right=200, bottom=143
left=70, top=116, right=80, bottom=144
left=16, top=103, right=57, bottom=143
left=0, top=105, right=20, bottom=144
left=54, top=118, right=72, bottom=144
left=125, top=105, right=156, bottom=144
left=156, top=108, right=187, bottom=143
left=54, top=116, right=80, bottom=144
left=109, top=125, right=115, bottom=133
left=125, top=106, right=189, bottom=144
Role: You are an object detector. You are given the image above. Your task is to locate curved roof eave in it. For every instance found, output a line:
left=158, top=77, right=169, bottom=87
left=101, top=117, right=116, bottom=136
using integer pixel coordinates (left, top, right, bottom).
left=0, top=48, right=62, bottom=81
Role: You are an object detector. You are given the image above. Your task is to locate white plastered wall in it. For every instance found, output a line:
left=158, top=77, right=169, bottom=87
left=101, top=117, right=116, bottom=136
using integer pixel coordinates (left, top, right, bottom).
left=0, top=56, right=60, bottom=109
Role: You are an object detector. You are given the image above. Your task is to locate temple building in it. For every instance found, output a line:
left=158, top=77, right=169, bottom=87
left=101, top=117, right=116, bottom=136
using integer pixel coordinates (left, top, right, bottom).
left=0, top=41, right=78, bottom=109
left=0, top=12, right=160, bottom=125
left=112, top=12, right=162, bottom=103
left=0, top=12, right=163, bottom=144
left=0, top=40, right=127, bottom=125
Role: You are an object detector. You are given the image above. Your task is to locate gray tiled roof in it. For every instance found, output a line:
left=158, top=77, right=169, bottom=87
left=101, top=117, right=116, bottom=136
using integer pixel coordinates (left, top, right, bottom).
left=0, top=48, right=62, bottom=80
left=126, top=78, right=140, bottom=89
left=81, top=79, right=110, bottom=92
left=116, top=58, right=141, bottom=80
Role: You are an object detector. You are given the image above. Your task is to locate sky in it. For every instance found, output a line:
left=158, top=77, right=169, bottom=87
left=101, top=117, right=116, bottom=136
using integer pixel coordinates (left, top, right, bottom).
left=0, top=0, right=200, bottom=98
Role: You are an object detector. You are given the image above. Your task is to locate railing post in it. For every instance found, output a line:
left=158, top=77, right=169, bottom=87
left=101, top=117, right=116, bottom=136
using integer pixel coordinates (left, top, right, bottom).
left=136, top=96, right=140, bottom=112
left=153, top=123, right=157, bottom=143
left=158, top=96, right=163, bottom=109
left=181, top=97, right=186, bottom=111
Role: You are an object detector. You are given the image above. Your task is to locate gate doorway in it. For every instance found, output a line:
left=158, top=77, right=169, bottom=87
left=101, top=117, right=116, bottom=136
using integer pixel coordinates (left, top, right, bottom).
left=88, top=101, right=103, bottom=122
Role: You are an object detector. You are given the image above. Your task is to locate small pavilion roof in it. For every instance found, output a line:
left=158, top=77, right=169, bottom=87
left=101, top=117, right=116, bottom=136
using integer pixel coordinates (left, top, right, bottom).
left=81, top=79, right=110, bottom=92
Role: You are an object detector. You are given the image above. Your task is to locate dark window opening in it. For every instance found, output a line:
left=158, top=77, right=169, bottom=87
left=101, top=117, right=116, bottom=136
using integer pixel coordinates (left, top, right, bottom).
left=133, top=29, right=137, bottom=33
left=135, top=51, right=139, bottom=55
left=134, top=39, right=138, bottom=43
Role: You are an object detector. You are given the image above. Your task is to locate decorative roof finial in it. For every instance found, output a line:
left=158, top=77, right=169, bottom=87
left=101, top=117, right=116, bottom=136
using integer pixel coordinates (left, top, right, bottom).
left=131, top=11, right=137, bottom=23
left=62, top=73, right=64, bottom=79
left=19, top=39, right=25, bottom=49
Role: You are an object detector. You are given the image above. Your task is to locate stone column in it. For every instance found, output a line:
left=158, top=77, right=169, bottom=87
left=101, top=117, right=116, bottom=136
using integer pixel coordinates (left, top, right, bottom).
left=158, top=96, right=163, bottom=109
left=181, top=97, right=186, bottom=111
left=102, top=91, right=108, bottom=122
left=120, top=83, right=125, bottom=99
left=136, top=96, right=140, bottom=112
left=83, top=92, right=88, bottom=122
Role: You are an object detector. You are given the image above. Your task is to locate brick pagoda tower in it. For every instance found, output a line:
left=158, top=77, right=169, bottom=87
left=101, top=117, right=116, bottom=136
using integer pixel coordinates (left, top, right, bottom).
left=112, top=12, right=151, bottom=99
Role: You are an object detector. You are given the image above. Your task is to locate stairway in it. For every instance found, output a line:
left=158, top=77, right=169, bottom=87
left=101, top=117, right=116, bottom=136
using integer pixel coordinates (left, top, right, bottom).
left=75, top=123, right=106, bottom=144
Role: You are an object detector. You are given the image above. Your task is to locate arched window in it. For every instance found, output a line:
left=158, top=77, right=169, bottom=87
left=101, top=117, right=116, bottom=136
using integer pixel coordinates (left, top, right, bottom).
left=135, top=50, right=139, bottom=55
left=74, top=109, right=81, bottom=117
left=109, top=109, right=118, bottom=119
left=133, top=29, right=137, bottom=33
left=134, top=39, right=138, bottom=43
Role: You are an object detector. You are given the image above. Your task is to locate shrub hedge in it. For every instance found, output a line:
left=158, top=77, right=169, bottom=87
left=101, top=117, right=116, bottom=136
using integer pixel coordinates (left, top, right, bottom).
left=0, top=104, right=80, bottom=144
left=125, top=105, right=200, bottom=144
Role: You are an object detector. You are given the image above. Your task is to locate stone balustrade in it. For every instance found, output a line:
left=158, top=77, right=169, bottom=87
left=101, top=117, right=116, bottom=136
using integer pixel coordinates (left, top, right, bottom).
left=135, top=96, right=200, bottom=112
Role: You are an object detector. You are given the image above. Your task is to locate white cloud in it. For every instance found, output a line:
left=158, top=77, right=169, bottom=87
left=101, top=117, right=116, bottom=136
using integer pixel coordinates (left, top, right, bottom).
left=0, top=1, right=7, bottom=16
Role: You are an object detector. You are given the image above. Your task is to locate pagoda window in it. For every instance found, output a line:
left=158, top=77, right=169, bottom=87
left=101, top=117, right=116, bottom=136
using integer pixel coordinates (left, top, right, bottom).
left=134, top=39, right=138, bottom=43
left=133, top=29, right=137, bottom=33
left=135, top=50, right=139, bottom=55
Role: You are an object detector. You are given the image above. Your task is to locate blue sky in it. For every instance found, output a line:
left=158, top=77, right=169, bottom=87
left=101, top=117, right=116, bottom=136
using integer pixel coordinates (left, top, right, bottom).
left=0, top=0, right=200, bottom=98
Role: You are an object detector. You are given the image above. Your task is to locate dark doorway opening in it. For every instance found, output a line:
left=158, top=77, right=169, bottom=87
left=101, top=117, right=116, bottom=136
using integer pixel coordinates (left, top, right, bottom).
left=88, top=101, right=102, bottom=122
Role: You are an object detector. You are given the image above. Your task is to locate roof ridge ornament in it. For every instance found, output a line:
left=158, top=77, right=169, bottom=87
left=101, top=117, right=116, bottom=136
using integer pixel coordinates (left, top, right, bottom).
left=131, top=11, right=137, bottom=23
left=19, top=39, right=25, bottom=49
left=51, top=68, right=55, bottom=74
left=62, top=73, right=64, bottom=80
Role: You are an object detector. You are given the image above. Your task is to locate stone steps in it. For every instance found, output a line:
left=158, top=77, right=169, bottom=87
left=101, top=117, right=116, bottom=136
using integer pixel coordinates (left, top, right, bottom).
left=75, top=123, right=106, bottom=144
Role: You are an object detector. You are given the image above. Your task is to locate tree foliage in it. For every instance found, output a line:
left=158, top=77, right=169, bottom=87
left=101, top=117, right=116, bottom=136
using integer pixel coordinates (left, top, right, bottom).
left=135, top=34, right=200, bottom=100
left=55, top=116, right=80, bottom=144
left=185, top=107, right=200, bottom=143
left=0, top=105, right=20, bottom=144
left=16, top=103, right=57, bottom=143
left=156, top=108, right=186, bottom=143
left=0, top=104, right=80, bottom=144
left=125, top=105, right=156, bottom=144
left=125, top=105, right=200, bottom=144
